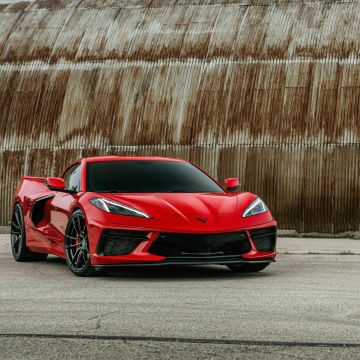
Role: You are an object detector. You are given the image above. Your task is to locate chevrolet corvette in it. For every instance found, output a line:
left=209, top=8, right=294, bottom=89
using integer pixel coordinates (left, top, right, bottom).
left=11, top=156, right=277, bottom=276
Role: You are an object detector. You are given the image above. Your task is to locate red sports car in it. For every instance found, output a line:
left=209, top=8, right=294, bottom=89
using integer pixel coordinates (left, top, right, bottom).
left=11, top=156, right=277, bottom=276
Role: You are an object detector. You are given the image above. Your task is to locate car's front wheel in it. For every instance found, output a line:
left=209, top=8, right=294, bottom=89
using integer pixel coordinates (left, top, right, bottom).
left=64, top=209, right=97, bottom=277
left=227, top=262, right=270, bottom=273
left=10, top=203, right=48, bottom=262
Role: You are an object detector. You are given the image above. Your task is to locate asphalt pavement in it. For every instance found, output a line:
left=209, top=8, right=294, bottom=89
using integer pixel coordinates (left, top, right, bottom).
left=0, top=234, right=359, bottom=359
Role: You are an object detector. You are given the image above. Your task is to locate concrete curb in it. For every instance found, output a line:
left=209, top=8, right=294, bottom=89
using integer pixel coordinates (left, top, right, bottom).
left=0, top=227, right=10, bottom=234
left=278, top=251, right=359, bottom=255
left=276, top=237, right=360, bottom=255
left=277, top=230, right=360, bottom=240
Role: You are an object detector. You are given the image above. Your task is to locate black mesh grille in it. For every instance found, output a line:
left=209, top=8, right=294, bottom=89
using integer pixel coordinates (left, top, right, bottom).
left=148, top=232, right=251, bottom=257
left=97, top=230, right=148, bottom=256
left=250, top=227, right=277, bottom=252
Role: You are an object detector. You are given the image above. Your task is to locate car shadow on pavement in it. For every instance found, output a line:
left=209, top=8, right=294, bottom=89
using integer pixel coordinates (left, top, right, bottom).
left=104, top=266, right=274, bottom=281
left=44, top=256, right=274, bottom=281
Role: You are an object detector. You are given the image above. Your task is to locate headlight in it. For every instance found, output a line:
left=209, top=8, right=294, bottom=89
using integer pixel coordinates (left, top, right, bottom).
left=89, top=198, right=151, bottom=218
left=242, top=197, right=268, bottom=217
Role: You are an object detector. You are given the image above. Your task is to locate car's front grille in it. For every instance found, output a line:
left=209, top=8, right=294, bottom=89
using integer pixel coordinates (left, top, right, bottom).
left=148, top=232, right=251, bottom=257
left=250, top=227, right=277, bottom=252
left=97, top=229, right=148, bottom=256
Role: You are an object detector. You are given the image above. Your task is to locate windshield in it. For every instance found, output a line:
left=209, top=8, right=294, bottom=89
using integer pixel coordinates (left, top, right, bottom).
left=86, top=160, right=224, bottom=193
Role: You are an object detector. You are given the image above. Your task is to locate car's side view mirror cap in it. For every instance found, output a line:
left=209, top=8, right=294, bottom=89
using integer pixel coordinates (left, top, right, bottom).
left=46, top=177, right=65, bottom=191
left=225, top=178, right=240, bottom=192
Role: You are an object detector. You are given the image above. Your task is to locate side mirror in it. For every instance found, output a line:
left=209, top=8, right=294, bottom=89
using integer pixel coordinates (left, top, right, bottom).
left=225, top=178, right=240, bottom=192
left=46, top=177, right=65, bottom=191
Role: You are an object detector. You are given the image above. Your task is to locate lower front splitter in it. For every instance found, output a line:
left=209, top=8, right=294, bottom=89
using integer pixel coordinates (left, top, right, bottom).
left=94, top=257, right=275, bottom=268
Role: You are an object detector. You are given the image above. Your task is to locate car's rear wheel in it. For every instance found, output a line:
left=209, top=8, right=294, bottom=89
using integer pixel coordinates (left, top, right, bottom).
left=64, top=209, right=97, bottom=277
left=227, top=262, right=270, bottom=273
left=11, top=203, right=48, bottom=262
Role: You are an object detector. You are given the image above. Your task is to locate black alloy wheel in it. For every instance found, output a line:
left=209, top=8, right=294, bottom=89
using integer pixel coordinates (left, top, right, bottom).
left=227, top=262, right=270, bottom=273
left=11, top=203, right=48, bottom=261
left=64, top=209, right=97, bottom=277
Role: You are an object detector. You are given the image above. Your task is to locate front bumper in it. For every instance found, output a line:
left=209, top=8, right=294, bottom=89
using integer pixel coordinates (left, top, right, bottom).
left=88, top=221, right=277, bottom=267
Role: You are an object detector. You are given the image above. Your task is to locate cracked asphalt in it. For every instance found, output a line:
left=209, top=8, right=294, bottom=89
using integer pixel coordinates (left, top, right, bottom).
left=0, top=234, right=359, bottom=359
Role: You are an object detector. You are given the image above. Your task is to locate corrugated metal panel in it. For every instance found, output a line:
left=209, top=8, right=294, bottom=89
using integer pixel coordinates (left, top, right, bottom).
left=0, top=0, right=359, bottom=233
left=2, top=2, right=360, bottom=62
left=2, top=60, right=360, bottom=148
left=1, top=144, right=359, bottom=233
left=0, top=150, right=25, bottom=226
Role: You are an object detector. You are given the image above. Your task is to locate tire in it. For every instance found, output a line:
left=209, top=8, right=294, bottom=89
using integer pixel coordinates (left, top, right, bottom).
left=227, top=262, right=270, bottom=273
left=64, top=209, right=97, bottom=277
left=10, top=203, right=48, bottom=262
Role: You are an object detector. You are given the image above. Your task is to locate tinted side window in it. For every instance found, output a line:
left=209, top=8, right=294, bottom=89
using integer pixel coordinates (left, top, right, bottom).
left=62, top=164, right=81, bottom=192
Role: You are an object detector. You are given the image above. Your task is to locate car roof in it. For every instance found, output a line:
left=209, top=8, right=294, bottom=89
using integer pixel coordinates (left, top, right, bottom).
left=84, top=156, right=187, bottom=163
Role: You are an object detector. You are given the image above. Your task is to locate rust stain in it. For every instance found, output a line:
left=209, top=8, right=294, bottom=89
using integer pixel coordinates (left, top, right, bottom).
left=0, top=150, right=25, bottom=225
left=1, top=1, right=360, bottom=63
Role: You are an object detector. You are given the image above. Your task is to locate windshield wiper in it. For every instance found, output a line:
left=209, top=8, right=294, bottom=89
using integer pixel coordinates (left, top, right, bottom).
left=170, top=189, right=190, bottom=193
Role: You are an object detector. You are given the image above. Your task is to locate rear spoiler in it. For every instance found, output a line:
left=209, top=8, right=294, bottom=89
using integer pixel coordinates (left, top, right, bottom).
left=21, top=176, right=47, bottom=183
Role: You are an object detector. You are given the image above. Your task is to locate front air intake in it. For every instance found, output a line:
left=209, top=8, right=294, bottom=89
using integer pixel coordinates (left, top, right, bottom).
left=250, top=227, right=277, bottom=252
left=97, top=230, right=148, bottom=256
left=148, top=232, right=251, bottom=257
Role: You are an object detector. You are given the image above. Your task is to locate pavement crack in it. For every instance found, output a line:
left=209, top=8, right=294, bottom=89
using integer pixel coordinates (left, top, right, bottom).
left=84, top=310, right=122, bottom=332
left=0, top=334, right=359, bottom=348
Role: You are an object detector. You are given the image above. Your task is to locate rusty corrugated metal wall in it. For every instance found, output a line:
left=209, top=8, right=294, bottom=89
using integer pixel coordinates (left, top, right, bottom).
left=0, top=0, right=359, bottom=233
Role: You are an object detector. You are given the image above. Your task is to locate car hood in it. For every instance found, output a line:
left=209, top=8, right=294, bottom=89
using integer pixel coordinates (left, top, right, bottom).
left=95, top=192, right=256, bottom=217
